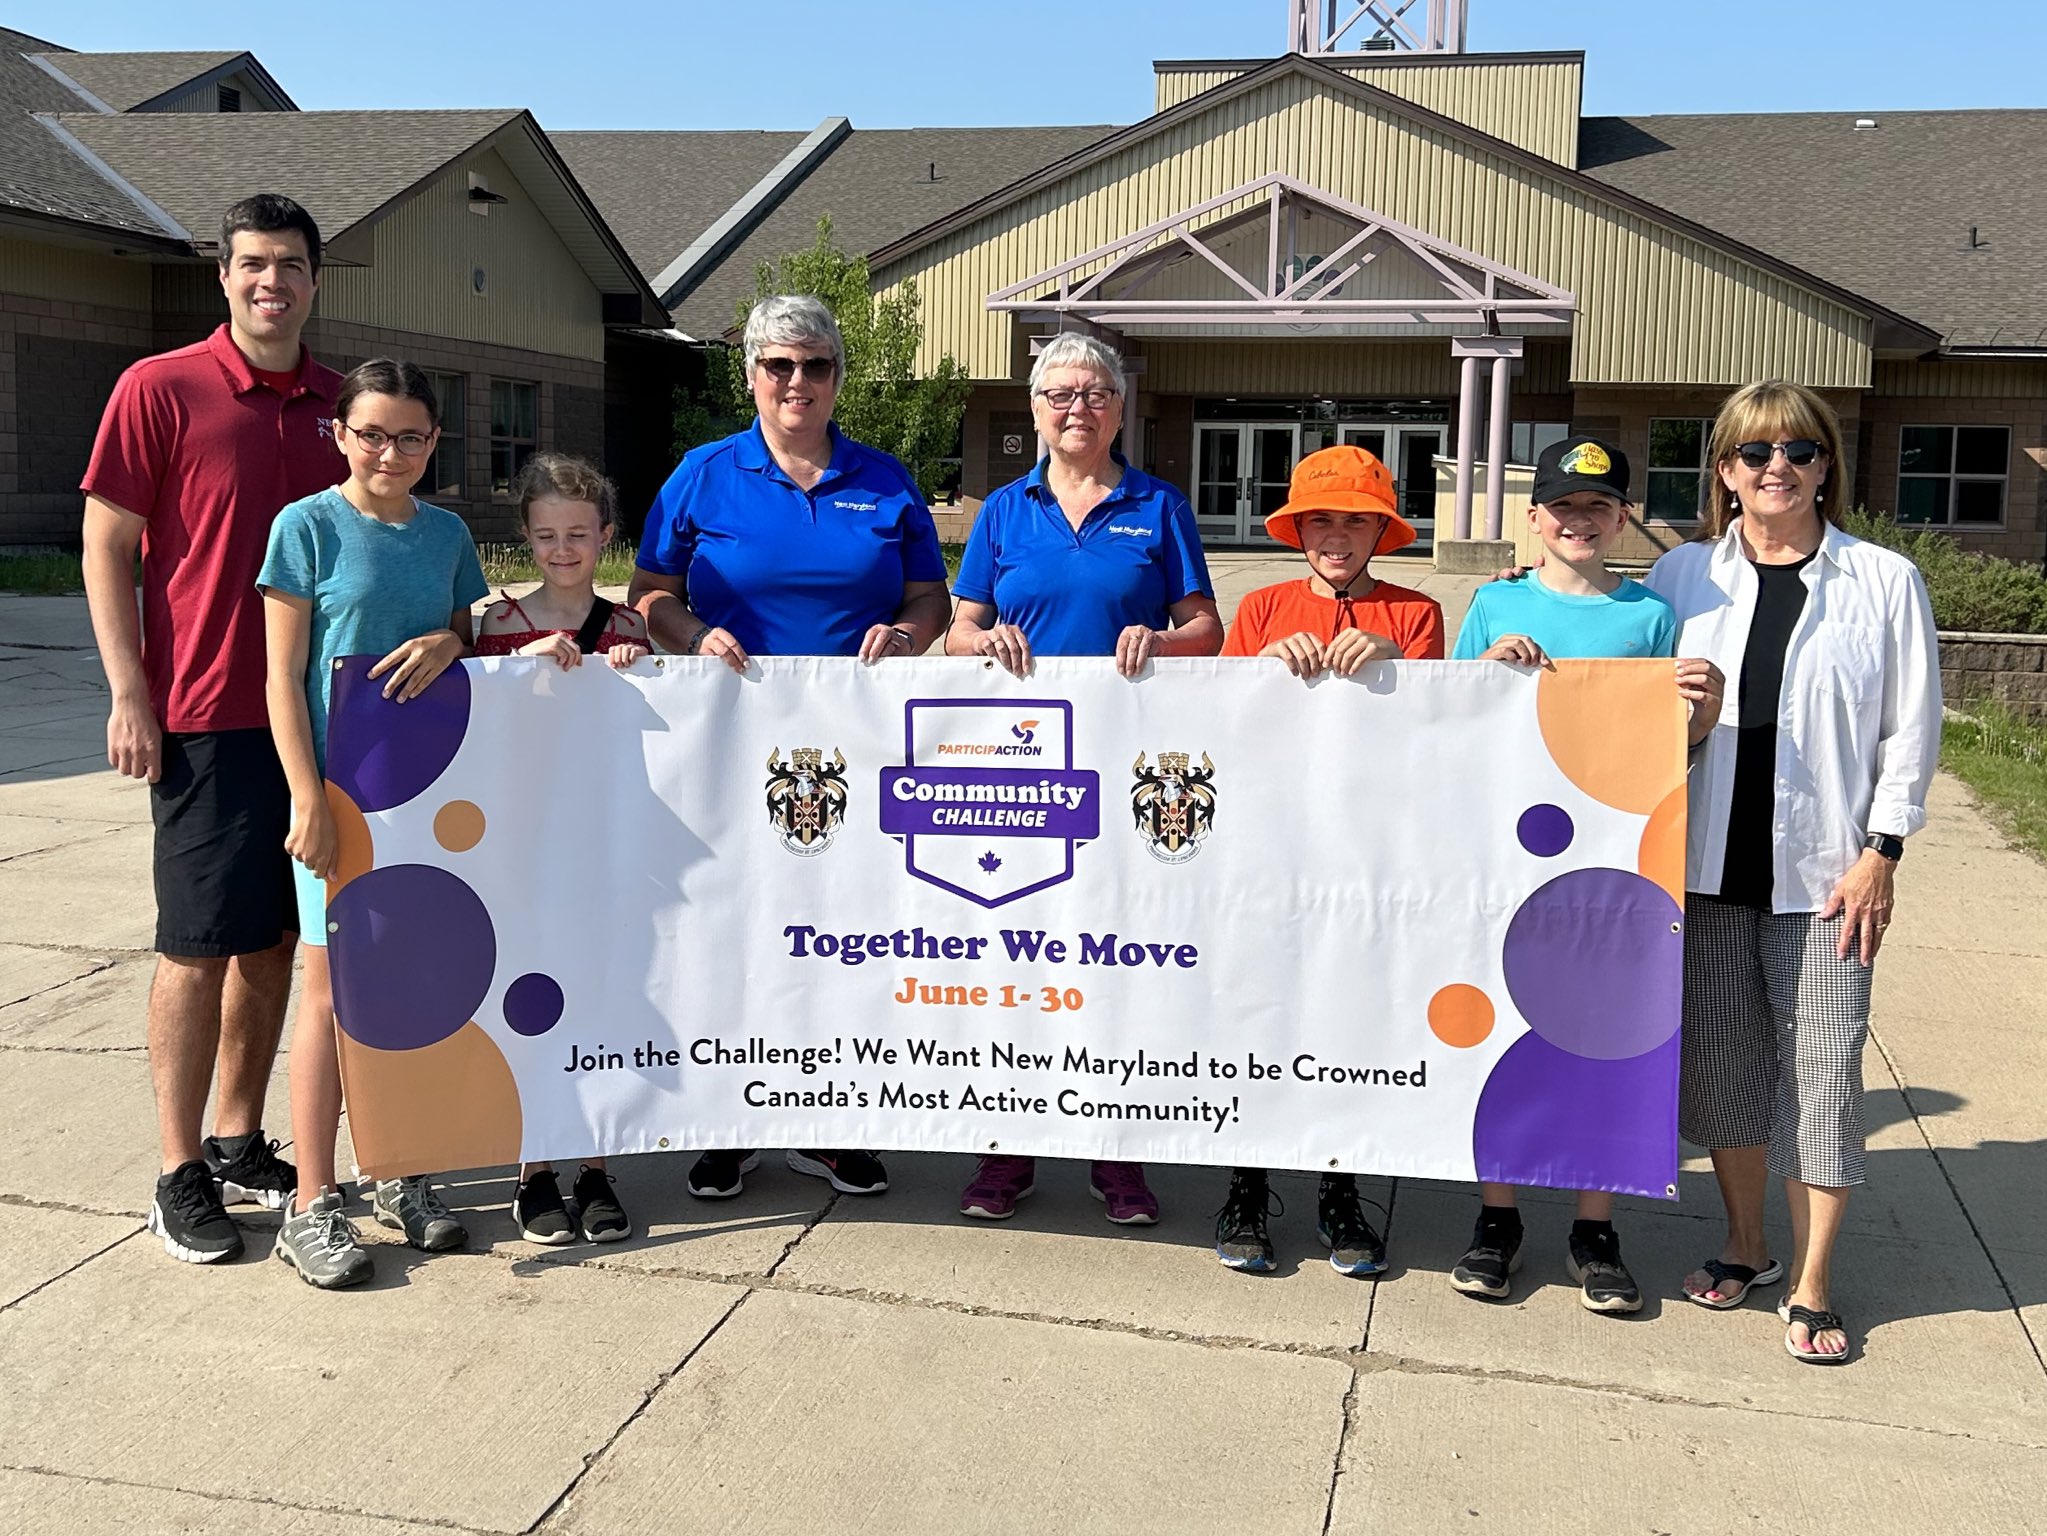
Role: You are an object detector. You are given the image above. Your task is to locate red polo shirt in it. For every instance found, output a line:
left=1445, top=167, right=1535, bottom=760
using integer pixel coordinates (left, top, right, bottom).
left=82, top=325, right=344, bottom=733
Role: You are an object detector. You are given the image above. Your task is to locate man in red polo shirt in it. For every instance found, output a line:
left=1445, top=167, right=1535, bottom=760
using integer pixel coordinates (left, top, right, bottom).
left=81, top=193, right=344, bottom=1265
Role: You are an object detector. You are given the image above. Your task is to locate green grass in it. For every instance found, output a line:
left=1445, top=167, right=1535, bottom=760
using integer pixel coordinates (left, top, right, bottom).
left=1943, top=699, right=2047, bottom=862
left=0, top=549, right=85, bottom=595
left=941, top=541, right=963, bottom=581
left=477, top=541, right=642, bottom=588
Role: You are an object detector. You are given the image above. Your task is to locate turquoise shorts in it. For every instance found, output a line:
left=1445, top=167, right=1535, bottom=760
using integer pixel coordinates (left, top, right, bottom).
left=292, top=859, right=329, bottom=949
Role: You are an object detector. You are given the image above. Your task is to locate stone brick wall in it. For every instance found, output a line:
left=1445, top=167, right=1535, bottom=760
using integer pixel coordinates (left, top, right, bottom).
left=1940, top=632, right=2047, bottom=718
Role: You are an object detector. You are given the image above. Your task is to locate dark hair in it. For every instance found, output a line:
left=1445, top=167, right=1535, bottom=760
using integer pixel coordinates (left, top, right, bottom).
left=335, top=358, right=438, bottom=431
left=218, top=193, right=323, bottom=274
left=511, top=452, right=617, bottom=529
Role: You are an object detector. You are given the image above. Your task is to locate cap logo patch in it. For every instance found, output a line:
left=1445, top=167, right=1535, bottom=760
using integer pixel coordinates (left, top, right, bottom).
left=1560, top=443, right=1611, bottom=476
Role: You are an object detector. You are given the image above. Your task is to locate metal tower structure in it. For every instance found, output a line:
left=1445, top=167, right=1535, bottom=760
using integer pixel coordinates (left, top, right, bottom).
left=1286, top=0, right=1469, bottom=54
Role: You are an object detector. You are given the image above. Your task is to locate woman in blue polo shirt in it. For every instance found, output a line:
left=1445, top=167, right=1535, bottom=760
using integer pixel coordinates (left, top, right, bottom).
left=628, top=293, right=951, bottom=1206
left=944, top=331, right=1222, bottom=1227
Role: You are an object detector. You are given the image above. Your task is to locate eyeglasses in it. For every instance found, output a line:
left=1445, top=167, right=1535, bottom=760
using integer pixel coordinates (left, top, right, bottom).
left=1035, top=387, right=1118, bottom=412
left=338, top=423, right=433, bottom=457
left=1734, top=439, right=1823, bottom=469
left=757, top=355, right=837, bottom=384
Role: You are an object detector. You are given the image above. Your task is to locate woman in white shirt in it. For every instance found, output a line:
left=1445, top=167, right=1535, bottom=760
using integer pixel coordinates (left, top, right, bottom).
left=1643, top=380, right=1941, bottom=1365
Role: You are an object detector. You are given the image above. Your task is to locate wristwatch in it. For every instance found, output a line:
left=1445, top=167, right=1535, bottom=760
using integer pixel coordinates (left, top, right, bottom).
left=887, top=626, right=915, bottom=652
left=1864, top=832, right=1904, bottom=862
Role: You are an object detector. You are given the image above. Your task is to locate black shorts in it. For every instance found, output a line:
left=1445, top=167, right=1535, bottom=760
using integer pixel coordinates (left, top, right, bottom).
left=150, top=729, right=298, bottom=957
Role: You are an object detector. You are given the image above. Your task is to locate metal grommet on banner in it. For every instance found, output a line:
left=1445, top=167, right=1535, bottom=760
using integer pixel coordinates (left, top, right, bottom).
left=326, top=921, right=339, bottom=935
left=658, top=1137, right=670, bottom=1148
left=988, top=1141, right=999, bottom=1150
left=1665, top=1183, right=1679, bottom=1197
left=1670, top=923, right=1681, bottom=934
left=652, top=657, right=664, bottom=669
left=1328, top=1158, right=1339, bottom=1168
left=332, top=659, right=344, bottom=671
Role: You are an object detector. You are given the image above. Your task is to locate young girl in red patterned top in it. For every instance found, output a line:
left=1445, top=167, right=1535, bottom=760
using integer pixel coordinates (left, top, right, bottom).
left=477, top=453, right=647, bottom=1246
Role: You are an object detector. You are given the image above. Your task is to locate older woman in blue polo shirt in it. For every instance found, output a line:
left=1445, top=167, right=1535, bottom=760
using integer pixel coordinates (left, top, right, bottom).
left=629, top=292, right=950, bottom=1206
left=944, top=331, right=1222, bottom=1226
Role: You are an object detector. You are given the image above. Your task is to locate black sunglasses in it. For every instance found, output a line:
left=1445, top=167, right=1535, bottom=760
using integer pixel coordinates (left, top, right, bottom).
left=1734, top=439, right=1823, bottom=469
left=757, top=355, right=836, bottom=383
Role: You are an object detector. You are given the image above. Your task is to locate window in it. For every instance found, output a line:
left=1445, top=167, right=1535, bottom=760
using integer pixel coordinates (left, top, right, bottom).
left=1509, top=421, right=1568, bottom=466
left=1646, top=418, right=1714, bottom=522
left=423, top=372, right=466, bottom=499
left=1898, top=425, right=2008, bottom=526
left=217, top=84, right=241, bottom=112
left=490, top=380, right=537, bottom=494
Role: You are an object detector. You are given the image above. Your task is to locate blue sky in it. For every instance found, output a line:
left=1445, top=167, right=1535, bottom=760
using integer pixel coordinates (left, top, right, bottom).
left=9, top=1, right=2044, bottom=131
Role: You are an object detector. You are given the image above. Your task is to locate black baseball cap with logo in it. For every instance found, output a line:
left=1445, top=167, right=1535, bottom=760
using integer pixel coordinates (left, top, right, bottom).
left=1532, top=436, right=1632, bottom=505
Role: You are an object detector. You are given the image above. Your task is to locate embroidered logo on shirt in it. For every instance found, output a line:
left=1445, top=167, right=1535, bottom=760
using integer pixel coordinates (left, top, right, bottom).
left=1107, top=524, right=1153, bottom=537
left=833, top=499, right=879, bottom=512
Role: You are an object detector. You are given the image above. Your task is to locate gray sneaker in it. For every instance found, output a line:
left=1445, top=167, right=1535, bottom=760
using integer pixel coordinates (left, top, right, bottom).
left=372, top=1175, right=468, bottom=1251
left=276, top=1189, right=373, bottom=1289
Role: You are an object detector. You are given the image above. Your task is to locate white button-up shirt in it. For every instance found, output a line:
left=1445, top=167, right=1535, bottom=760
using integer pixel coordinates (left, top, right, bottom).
left=1643, top=519, right=1942, bottom=913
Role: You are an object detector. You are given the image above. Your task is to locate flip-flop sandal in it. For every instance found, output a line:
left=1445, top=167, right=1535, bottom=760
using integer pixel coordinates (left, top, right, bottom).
left=1683, top=1256, right=1785, bottom=1310
left=1784, top=1304, right=1851, bottom=1364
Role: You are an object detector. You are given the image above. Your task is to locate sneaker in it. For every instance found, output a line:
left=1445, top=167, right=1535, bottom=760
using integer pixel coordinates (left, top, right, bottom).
left=1089, top=1160, right=1160, bottom=1225
left=275, top=1189, right=373, bottom=1289
left=959, top=1155, right=1036, bottom=1219
left=573, top=1165, right=632, bottom=1243
left=1567, top=1225, right=1643, bottom=1314
left=147, top=1160, right=244, bottom=1264
left=1215, top=1168, right=1278, bottom=1272
left=204, top=1131, right=296, bottom=1211
left=686, top=1149, right=760, bottom=1200
left=786, top=1149, right=889, bottom=1195
left=1450, top=1213, right=1524, bottom=1300
left=512, top=1169, right=575, bottom=1245
left=1316, top=1175, right=1388, bottom=1277
left=372, top=1175, right=468, bottom=1251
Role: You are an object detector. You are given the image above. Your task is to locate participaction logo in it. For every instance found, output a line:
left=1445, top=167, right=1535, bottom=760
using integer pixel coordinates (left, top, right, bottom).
left=936, top=718, right=1043, bottom=757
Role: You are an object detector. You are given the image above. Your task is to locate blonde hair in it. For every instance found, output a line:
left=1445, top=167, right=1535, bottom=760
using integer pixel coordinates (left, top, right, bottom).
left=511, top=452, right=616, bottom=530
left=1701, top=381, right=1845, bottom=538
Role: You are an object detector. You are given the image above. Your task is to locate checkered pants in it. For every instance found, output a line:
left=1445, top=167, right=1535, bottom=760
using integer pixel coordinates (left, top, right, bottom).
left=1679, top=895, right=1875, bottom=1187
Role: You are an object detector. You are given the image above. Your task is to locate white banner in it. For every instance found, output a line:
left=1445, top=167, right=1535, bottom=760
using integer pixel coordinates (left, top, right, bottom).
left=323, top=654, right=1687, bottom=1196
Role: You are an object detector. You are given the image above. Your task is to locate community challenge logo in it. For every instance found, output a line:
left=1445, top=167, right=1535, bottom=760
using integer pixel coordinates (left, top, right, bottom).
left=1130, top=751, right=1217, bottom=863
left=765, top=746, right=848, bottom=856
left=879, top=701, right=1099, bottom=907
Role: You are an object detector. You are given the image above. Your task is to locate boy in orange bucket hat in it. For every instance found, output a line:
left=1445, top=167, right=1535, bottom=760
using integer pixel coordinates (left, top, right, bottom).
left=1213, top=444, right=1445, bottom=1276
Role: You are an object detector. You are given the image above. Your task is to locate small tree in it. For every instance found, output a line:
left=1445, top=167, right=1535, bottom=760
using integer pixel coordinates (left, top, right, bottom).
left=716, top=218, right=970, bottom=499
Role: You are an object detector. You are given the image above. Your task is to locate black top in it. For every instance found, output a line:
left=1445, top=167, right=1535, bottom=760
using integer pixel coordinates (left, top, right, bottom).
left=1715, top=552, right=1817, bottom=907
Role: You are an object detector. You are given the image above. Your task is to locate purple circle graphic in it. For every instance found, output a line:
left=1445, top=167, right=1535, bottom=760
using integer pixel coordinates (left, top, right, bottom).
left=1501, top=866, right=1681, bottom=1060
left=503, top=973, right=565, bottom=1037
left=327, top=864, right=495, bottom=1051
left=326, top=656, right=471, bottom=813
left=1516, top=803, right=1573, bottom=857
left=1473, top=1032, right=1679, bottom=1196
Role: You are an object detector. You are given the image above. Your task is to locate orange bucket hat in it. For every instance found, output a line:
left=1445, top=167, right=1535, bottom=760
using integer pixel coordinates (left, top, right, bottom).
left=1265, top=444, right=1417, bottom=555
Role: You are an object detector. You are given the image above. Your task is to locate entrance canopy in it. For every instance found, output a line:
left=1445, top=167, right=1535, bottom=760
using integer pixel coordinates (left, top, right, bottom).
left=986, top=173, right=1575, bottom=338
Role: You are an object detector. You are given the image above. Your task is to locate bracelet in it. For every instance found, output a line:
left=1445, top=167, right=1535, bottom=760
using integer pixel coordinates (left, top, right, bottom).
left=683, top=625, right=710, bottom=655
left=888, top=626, right=915, bottom=652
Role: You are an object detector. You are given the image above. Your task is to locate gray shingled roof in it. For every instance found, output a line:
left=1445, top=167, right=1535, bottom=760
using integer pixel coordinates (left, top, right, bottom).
left=30, top=49, right=241, bottom=112
left=52, top=108, right=522, bottom=247
left=551, top=129, right=807, bottom=292
left=1581, top=110, right=2047, bottom=349
left=0, top=28, right=171, bottom=236
left=662, top=124, right=1113, bottom=338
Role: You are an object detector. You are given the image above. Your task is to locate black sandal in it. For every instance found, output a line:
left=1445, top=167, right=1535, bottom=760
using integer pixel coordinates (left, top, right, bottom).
left=1683, top=1256, right=1784, bottom=1310
left=1784, top=1304, right=1851, bottom=1364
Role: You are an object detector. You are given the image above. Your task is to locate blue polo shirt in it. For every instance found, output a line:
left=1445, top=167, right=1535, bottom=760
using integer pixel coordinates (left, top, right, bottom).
left=953, top=457, right=1212, bottom=657
left=637, top=421, right=946, bottom=657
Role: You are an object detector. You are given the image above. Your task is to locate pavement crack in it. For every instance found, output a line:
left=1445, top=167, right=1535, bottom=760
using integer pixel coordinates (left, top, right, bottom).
left=0, top=1228, right=140, bottom=1313
left=762, top=1188, right=841, bottom=1278
left=0, top=1040, right=147, bottom=1056
left=0, top=1191, right=145, bottom=1221
left=0, top=955, right=115, bottom=1007
left=1320, top=1369, right=1361, bottom=1534
left=526, top=1287, right=753, bottom=1534
left=0, top=1463, right=499, bottom=1531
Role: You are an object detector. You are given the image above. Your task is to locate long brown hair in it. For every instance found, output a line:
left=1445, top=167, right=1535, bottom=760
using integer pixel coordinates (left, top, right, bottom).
left=1701, top=380, right=1845, bottom=538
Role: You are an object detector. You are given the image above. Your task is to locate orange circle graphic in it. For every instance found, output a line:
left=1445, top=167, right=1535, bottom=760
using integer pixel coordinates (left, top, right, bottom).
left=433, top=800, right=486, bottom=853
left=1428, top=984, right=1495, bottom=1048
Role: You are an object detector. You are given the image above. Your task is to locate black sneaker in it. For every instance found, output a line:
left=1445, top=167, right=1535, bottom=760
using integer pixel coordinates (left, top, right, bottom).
left=1567, top=1224, right=1643, bottom=1314
left=148, top=1160, right=244, bottom=1264
left=786, top=1149, right=888, bottom=1194
left=1450, top=1212, right=1524, bottom=1300
left=204, top=1131, right=296, bottom=1211
left=1215, top=1168, right=1278, bottom=1272
left=573, top=1165, right=632, bottom=1243
left=686, top=1149, right=760, bottom=1200
left=1316, top=1174, right=1388, bottom=1277
left=512, top=1169, right=575, bottom=1245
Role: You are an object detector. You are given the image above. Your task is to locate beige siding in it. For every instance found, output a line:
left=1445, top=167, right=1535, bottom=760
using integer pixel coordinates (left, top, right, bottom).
left=0, top=236, right=151, bottom=308
left=883, top=72, right=1872, bottom=391
left=1143, top=336, right=1570, bottom=395
left=314, top=149, right=605, bottom=362
left=1156, top=58, right=1582, bottom=165
left=1873, top=357, right=2047, bottom=399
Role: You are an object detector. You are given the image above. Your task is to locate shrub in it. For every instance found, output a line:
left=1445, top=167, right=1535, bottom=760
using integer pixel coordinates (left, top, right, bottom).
left=1841, top=509, right=2047, bottom=635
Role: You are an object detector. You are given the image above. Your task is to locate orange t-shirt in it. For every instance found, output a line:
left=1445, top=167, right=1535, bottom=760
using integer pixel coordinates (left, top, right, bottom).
left=1222, top=577, right=1445, bottom=660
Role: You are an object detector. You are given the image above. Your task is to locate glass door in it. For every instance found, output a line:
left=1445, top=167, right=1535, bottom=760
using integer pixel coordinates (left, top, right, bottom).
left=1341, top=424, right=1439, bottom=551
left=1195, top=424, right=1300, bottom=542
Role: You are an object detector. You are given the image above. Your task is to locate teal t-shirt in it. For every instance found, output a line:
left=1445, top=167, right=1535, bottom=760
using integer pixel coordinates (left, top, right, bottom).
left=256, top=488, right=488, bottom=765
left=1452, top=574, right=1677, bottom=661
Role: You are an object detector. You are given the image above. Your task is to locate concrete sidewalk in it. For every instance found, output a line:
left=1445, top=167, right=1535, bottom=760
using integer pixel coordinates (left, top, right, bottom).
left=1, top=586, right=2043, bottom=1535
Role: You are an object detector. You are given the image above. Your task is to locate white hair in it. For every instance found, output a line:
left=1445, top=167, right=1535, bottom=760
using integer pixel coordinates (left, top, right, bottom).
left=742, top=294, right=844, bottom=380
left=1028, top=332, right=1122, bottom=395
